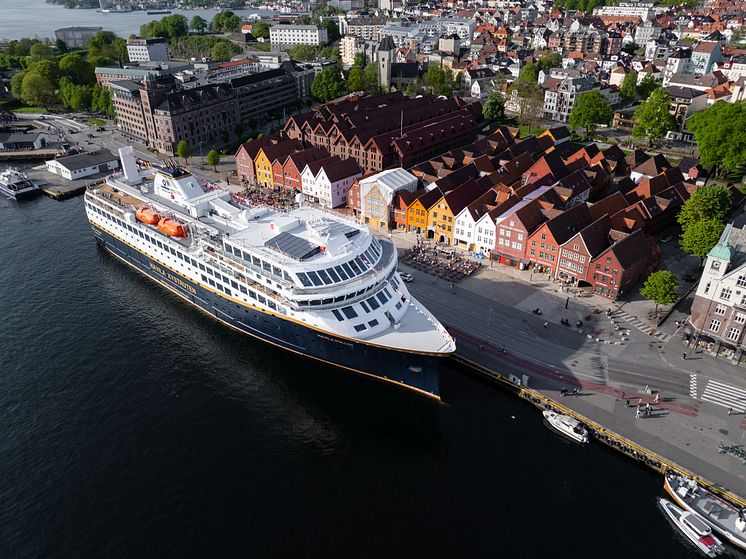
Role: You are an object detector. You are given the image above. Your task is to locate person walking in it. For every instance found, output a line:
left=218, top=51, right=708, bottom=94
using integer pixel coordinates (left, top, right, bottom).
left=682, top=352, right=687, bottom=360
left=543, top=321, right=548, bottom=328
left=635, top=408, right=641, bottom=419
left=728, top=407, right=733, bottom=416
left=654, top=393, right=660, bottom=404
left=625, top=399, right=630, bottom=408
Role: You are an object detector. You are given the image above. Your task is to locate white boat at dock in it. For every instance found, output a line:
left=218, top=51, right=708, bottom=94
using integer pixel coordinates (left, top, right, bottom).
left=665, top=472, right=746, bottom=552
left=658, top=497, right=725, bottom=557
left=542, top=409, right=589, bottom=444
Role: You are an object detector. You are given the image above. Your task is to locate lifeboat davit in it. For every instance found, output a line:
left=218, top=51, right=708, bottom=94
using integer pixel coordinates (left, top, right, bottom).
left=136, top=206, right=161, bottom=225
left=157, top=217, right=188, bottom=238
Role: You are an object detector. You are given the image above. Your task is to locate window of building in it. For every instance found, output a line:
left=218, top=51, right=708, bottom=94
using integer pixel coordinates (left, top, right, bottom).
left=736, top=313, right=746, bottom=324
left=738, top=276, right=746, bottom=288
left=720, top=287, right=732, bottom=301
left=714, top=304, right=727, bottom=315
left=709, top=319, right=721, bottom=332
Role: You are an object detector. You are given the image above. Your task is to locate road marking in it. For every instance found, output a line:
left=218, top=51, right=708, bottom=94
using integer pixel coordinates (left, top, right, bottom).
left=690, top=374, right=697, bottom=399
left=701, top=379, right=746, bottom=412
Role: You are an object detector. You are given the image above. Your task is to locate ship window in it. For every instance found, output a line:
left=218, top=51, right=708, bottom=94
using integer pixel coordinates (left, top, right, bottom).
left=252, top=256, right=260, bottom=266
left=307, top=271, right=323, bottom=286
left=333, top=296, right=345, bottom=302
left=360, top=300, right=370, bottom=312
left=249, top=291, right=257, bottom=299
left=240, top=286, right=247, bottom=294
left=169, top=247, right=176, bottom=255
left=349, top=260, right=362, bottom=274
left=268, top=301, right=276, bottom=310
left=391, top=277, right=399, bottom=288
left=395, top=301, right=402, bottom=310
left=354, top=324, right=367, bottom=332
left=366, top=297, right=380, bottom=310
left=322, top=298, right=333, bottom=305
left=283, top=271, right=292, bottom=282
left=258, top=295, right=266, bottom=304
left=334, top=265, right=349, bottom=280
left=332, top=309, right=344, bottom=321
left=310, top=299, right=321, bottom=306
left=341, top=262, right=355, bottom=277
left=243, top=251, right=252, bottom=262
left=206, top=268, right=213, bottom=276
left=368, top=319, right=379, bottom=327
left=272, top=266, right=282, bottom=277
left=296, top=272, right=312, bottom=287
left=317, top=269, right=333, bottom=284
left=191, top=258, right=198, bottom=267
left=231, top=280, right=238, bottom=289
left=201, top=275, right=207, bottom=282
left=138, top=231, right=144, bottom=238
left=262, top=261, right=272, bottom=272
left=208, top=278, right=215, bottom=286
left=377, top=292, right=387, bottom=305
left=220, top=275, right=227, bottom=283
left=327, top=268, right=341, bottom=282
left=345, top=293, right=355, bottom=300
left=177, top=252, right=183, bottom=260
left=341, top=306, right=358, bottom=319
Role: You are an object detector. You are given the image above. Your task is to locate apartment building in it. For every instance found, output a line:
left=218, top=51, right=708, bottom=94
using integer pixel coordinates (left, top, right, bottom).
left=347, top=17, right=387, bottom=42
left=126, top=37, right=170, bottom=63
left=269, top=25, right=328, bottom=49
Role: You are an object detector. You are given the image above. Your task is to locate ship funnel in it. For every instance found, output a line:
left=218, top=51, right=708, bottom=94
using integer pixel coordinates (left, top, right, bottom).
left=118, top=146, right=141, bottom=184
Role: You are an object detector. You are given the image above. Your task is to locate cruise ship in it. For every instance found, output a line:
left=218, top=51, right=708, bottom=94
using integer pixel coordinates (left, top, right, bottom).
left=84, top=148, right=455, bottom=399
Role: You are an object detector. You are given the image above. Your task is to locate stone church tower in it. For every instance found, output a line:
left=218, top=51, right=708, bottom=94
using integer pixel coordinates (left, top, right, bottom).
left=377, top=36, right=396, bottom=92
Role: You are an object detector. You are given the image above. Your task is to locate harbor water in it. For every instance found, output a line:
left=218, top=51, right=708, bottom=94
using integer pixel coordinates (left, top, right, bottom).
left=0, top=195, right=714, bottom=557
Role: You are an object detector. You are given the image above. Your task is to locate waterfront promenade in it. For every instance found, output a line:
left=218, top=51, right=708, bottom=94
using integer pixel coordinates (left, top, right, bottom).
left=396, top=240, right=746, bottom=499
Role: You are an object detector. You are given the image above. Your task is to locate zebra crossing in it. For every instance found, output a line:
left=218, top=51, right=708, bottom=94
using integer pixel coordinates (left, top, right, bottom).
left=690, top=374, right=698, bottom=399
left=701, top=379, right=746, bottom=412
left=610, top=309, right=670, bottom=342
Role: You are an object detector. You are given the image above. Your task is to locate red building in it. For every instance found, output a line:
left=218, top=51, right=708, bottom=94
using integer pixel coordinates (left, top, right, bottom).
left=272, top=147, right=329, bottom=192
left=526, top=203, right=593, bottom=273
left=493, top=198, right=547, bottom=266
left=556, top=215, right=612, bottom=284
left=235, top=136, right=276, bottom=185
left=589, top=229, right=660, bottom=300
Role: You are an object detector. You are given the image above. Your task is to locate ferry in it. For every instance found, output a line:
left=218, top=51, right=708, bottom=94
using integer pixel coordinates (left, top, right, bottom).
left=0, top=168, right=40, bottom=200
left=84, top=148, right=455, bottom=399
left=542, top=409, right=589, bottom=444
left=658, top=497, right=725, bottom=557
left=665, top=472, right=746, bottom=551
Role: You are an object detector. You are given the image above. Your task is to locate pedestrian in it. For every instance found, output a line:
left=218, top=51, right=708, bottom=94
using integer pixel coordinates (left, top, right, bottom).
left=638, top=398, right=643, bottom=407
left=636, top=408, right=640, bottom=419
left=625, top=399, right=630, bottom=408
left=560, top=388, right=568, bottom=397
left=543, top=321, right=548, bottom=328
left=728, top=407, right=733, bottom=416
left=646, top=403, right=651, bottom=412
left=682, top=352, right=687, bottom=360
left=572, top=388, right=579, bottom=397
left=654, top=393, right=660, bottom=404
left=644, top=384, right=649, bottom=394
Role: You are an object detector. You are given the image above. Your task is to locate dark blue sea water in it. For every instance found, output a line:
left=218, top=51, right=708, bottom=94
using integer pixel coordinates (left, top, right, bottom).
left=0, top=196, right=708, bottom=558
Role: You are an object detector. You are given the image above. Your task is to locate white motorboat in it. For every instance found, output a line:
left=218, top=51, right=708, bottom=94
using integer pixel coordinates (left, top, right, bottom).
left=658, top=497, right=725, bottom=557
left=542, top=409, right=589, bottom=444
left=665, top=472, right=746, bottom=551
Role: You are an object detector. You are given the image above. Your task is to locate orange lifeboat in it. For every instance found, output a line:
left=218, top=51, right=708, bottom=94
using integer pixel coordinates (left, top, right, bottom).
left=157, top=217, right=188, bottom=238
left=136, top=206, right=161, bottom=225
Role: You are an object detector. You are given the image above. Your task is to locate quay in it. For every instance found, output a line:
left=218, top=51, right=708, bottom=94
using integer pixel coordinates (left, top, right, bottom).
left=40, top=182, right=89, bottom=200
left=0, top=148, right=63, bottom=162
left=398, top=247, right=746, bottom=508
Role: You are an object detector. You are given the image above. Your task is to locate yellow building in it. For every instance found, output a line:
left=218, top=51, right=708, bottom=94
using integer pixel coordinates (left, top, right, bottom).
left=426, top=196, right=455, bottom=244
left=407, top=188, right=442, bottom=234
left=253, top=148, right=274, bottom=188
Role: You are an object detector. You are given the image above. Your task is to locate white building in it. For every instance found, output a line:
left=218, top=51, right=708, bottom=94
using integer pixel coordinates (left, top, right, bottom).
left=126, top=38, right=170, bottom=63
left=270, top=25, right=328, bottom=49
left=593, top=2, right=654, bottom=22
left=46, top=150, right=119, bottom=181
left=358, top=168, right=418, bottom=223
left=301, top=156, right=362, bottom=208
left=341, top=35, right=362, bottom=67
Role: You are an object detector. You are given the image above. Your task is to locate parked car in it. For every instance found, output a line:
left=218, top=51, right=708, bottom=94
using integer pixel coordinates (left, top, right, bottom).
left=399, top=272, right=413, bottom=283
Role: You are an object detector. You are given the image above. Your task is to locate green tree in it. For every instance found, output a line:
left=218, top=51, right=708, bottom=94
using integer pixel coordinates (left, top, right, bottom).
left=632, top=88, right=675, bottom=145
left=28, top=42, right=55, bottom=62
left=482, top=91, right=506, bottom=122
left=55, top=38, right=68, bottom=53
left=620, top=70, right=637, bottom=102
left=59, top=53, right=95, bottom=85
left=347, top=65, right=365, bottom=92
left=59, top=78, right=93, bottom=111
left=26, top=59, right=59, bottom=86
left=206, top=149, right=221, bottom=171
left=10, top=71, right=25, bottom=98
left=509, top=80, right=544, bottom=131
left=311, top=66, right=346, bottom=102
left=177, top=140, right=192, bottom=164
left=516, top=61, right=539, bottom=85
left=190, top=16, right=208, bottom=34
left=288, top=44, right=318, bottom=61
left=211, top=41, right=235, bottom=62
left=362, top=63, right=379, bottom=94
left=537, top=52, right=561, bottom=73
left=212, top=10, right=241, bottom=33
left=568, top=90, right=612, bottom=138
left=320, top=19, right=340, bottom=43
left=680, top=218, right=726, bottom=262
left=353, top=52, right=366, bottom=67
left=637, top=73, right=659, bottom=100
left=423, top=65, right=456, bottom=96
left=20, top=73, right=56, bottom=108
left=677, top=185, right=733, bottom=230
left=688, top=101, right=746, bottom=176
left=87, top=31, right=128, bottom=66
left=622, top=42, right=641, bottom=54
left=640, top=270, right=679, bottom=314
left=252, top=20, right=270, bottom=39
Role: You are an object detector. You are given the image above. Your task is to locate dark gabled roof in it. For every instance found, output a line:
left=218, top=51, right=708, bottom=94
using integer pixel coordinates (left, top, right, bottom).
left=436, top=162, right=481, bottom=191
left=625, top=148, right=651, bottom=169
left=606, top=228, right=653, bottom=268
left=444, top=178, right=493, bottom=216
left=602, top=144, right=627, bottom=162
left=573, top=215, right=612, bottom=258
left=53, top=149, right=117, bottom=171
left=391, top=63, right=420, bottom=79
left=543, top=202, right=593, bottom=245
left=632, top=153, right=671, bottom=177
left=284, top=147, right=329, bottom=170
left=417, top=187, right=445, bottom=210
left=589, top=192, right=629, bottom=221
left=262, top=138, right=303, bottom=165
left=323, top=157, right=363, bottom=182
left=379, top=35, right=396, bottom=51
left=554, top=169, right=592, bottom=195
left=236, top=135, right=278, bottom=160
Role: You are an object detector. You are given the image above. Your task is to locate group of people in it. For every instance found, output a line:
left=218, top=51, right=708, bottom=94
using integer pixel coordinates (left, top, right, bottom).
left=235, top=186, right=297, bottom=212
left=401, top=244, right=481, bottom=283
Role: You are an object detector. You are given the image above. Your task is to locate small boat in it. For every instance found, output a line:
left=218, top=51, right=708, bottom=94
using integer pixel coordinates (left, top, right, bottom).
left=147, top=9, right=171, bottom=14
left=665, top=472, right=746, bottom=551
left=157, top=217, right=188, bottom=238
left=542, top=409, right=589, bottom=444
left=0, top=168, right=40, bottom=200
left=658, top=497, right=725, bottom=557
left=136, top=206, right=161, bottom=225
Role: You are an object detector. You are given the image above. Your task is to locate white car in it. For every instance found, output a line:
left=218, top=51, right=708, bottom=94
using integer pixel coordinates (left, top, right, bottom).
left=399, top=272, right=413, bottom=283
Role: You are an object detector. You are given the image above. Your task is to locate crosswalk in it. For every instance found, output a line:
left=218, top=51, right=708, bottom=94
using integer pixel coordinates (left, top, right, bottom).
left=701, top=379, right=746, bottom=412
left=690, top=374, right=698, bottom=399
left=610, top=309, right=670, bottom=342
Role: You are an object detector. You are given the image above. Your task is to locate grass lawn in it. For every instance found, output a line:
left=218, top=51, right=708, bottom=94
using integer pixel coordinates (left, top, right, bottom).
left=14, top=107, right=46, bottom=113
left=87, top=118, right=106, bottom=126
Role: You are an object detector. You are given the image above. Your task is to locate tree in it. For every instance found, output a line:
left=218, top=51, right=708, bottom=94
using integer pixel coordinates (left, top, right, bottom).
left=206, top=149, right=221, bottom=171
left=59, top=53, right=95, bottom=85
left=637, top=73, right=659, bottom=100
left=620, top=70, right=637, bottom=102
left=88, top=31, right=128, bottom=66
left=28, top=43, right=55, bottom=62
left=509, top=81, right=544, bottom=131
left=211, top=10, right=241, bottom=33
left=252, top=20, right=270, bottom=39
left=177, top=140, right=192, bottom=164
left=632, top=88, right=675, bottom=145
left=516, top=61, right=539, bottom=85
left=288, top=44, right=318, bottom=61
left=211, top=41, right=235, bottom=62
left=688, top=101, right=746, bottom=176
left=640, top=270, right=679, bottom=314
left=362, top=63, right=379, bottom=94
left=190, top=16, right=208, bottom=34
left=20, top=73, right=56, bottom=108
left=537, top=52, right=561, bottom=73
left=482, top=91, right=506, bottom=122
left=568, top=91, right=612, bottom=138
left=347, top=65, right=365, bottom=93
left=26, top=59, right=59, bottom=86
left=353, top=52, right=366, bottom=68
left=11, top=71, right=25, bottom=98
left=320, top=19, right=340, bottom=43
left=55, top=38, right=68, bottom=53
left=311, top=66, right=346, bottom=102
left=680, top=218, right=725, bottom=262
left=622, top=42, right=641, bottom=54
left=677, top=185, right=733, bottom=230
left=423, top=65, right=456, bottom=96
